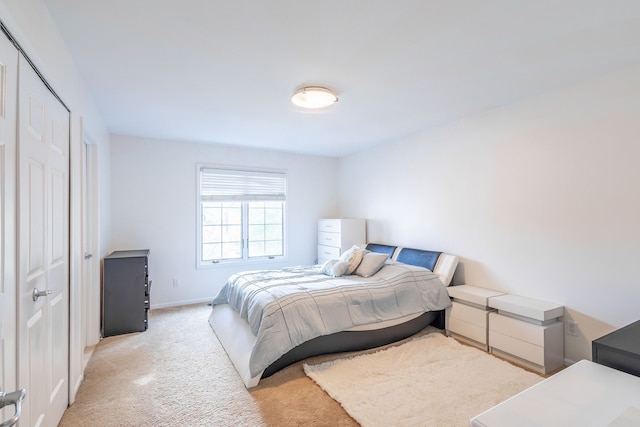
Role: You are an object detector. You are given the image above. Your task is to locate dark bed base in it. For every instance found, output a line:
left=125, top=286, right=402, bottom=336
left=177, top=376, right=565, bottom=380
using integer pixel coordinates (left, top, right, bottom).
left=261, top=309, right=445, bottom=378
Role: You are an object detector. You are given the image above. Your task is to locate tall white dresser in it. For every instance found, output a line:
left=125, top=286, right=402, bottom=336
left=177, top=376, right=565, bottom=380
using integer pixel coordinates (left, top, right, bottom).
left=317, top=218, right=366, bottom=264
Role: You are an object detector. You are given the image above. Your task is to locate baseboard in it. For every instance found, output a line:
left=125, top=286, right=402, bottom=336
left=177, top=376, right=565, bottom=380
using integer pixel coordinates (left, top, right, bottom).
left=150, top=297, right=213, bottom=310
left=71, top=373, right=84, bottom=404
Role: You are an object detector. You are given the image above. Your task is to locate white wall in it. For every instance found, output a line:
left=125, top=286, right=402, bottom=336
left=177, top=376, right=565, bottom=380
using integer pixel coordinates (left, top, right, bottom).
left=339, top=64, right=640, bottom=364
left=110, top=135, right=339, bottom=308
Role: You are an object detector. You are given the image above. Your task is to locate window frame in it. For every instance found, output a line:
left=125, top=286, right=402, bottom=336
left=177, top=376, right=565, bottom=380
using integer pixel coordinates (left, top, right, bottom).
left=196, top=164, right=287, bottom=268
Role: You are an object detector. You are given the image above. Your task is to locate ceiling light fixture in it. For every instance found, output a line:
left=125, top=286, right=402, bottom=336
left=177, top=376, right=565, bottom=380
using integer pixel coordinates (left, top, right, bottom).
left=291, top=86, right=338, bottom=109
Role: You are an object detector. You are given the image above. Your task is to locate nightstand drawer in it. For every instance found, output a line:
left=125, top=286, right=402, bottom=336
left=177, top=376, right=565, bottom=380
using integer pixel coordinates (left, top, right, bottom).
left=448, top=317, right=488, bottom=345
left=490, top=312, right=546, bottom=346
left=489, top=329, right=545, bottom=366
left=489, top=311, right=564, bottom=374
left=317, top=244, right=340, bottom=260
left=449, top=301, right=488, bottom=326
left=318, top=231, right=340, bottom=248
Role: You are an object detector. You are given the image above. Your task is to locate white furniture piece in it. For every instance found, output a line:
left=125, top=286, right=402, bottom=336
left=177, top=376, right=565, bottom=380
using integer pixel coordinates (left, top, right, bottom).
left=471, top=359, right=640, bottom=426
left=445, top=285, right=506, bottom=351
left=488, top=294, right=564, bottom=374
left=317, top=218, right=366, bottom=264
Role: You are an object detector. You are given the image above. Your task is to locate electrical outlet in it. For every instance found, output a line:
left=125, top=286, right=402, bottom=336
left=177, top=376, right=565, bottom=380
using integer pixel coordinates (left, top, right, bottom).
left=172, top=278, right=180, bottom=288
left=567, top=320, right=578, bottom=337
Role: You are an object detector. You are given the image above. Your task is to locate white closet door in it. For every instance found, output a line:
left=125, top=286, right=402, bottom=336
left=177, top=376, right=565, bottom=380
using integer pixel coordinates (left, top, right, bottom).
left=0, top=32, right=18, bottom=424
left=17, top=54, right=70, bottom=427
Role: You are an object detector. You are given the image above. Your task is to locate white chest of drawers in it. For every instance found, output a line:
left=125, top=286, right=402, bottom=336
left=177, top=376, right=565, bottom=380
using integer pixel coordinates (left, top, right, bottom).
left=488, top=294, right=564, bottom=374
left=317, top=218, right=366, bottom=264
left=446, top=285, right=506, bottom=351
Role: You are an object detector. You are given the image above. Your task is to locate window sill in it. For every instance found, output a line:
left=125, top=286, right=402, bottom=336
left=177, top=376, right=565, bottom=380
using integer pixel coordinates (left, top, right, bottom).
left=197, top=256, right=288, bottom=270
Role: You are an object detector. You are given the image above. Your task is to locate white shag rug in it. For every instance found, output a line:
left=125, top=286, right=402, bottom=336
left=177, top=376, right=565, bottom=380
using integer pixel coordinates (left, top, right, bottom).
left=304, top=332, right=543, bottom=427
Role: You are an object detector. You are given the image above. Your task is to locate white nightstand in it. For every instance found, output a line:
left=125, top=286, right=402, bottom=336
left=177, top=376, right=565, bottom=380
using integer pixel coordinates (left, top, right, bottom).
left=446, top=285, right=506, bottom=351
left=488, top=294, right=564, bottom=374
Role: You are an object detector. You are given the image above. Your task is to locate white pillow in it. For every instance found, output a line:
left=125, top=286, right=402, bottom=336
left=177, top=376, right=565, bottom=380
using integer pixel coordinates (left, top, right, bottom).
left=354, top=252, right=389, bottom=278
left=339, top=245, right=366, bottom=275
left=331, top=261, right=350, bottom=277
left=320, top=259, right=350, bottom=277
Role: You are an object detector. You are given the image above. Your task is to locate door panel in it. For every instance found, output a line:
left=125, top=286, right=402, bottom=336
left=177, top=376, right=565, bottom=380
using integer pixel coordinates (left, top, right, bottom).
left=27, top=158, right=46, bottom=274
left=26, top=309, right=45, bottom=427
left=18, top=54, right=70, bottom=427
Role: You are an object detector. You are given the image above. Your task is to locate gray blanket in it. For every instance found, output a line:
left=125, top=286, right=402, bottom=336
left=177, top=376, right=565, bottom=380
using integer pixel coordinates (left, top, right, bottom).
left=211, top=261, right=452, bottom=377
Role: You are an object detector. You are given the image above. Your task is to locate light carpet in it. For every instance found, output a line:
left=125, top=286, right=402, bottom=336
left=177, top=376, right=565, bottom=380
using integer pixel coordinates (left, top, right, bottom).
left=59, top=303, right=362, bottom=427
left=304, top=332, right=543, bottom=427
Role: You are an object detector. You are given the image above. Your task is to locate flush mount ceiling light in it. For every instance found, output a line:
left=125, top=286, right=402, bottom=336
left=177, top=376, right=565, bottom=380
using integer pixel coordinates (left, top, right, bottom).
left=291, top=86, right=338, bottom=109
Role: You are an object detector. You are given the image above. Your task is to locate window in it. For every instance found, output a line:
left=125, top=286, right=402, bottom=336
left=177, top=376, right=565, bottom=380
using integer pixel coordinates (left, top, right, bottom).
left=197, top=166, right=286, bottom=266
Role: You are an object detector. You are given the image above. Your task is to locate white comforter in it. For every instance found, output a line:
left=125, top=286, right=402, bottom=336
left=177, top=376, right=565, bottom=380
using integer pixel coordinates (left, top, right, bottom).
left=211, top=261, right=451, bottom=377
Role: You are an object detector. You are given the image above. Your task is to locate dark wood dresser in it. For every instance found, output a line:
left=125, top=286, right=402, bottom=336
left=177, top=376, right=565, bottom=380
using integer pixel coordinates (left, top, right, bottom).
left=102, top=249, right=151, bottom=337
left=592, top=319, right=640, bottom=377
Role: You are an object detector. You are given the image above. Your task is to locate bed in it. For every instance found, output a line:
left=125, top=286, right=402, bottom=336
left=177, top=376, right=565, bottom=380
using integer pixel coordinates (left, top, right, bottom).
left=208, top=243, right=458, bottom=388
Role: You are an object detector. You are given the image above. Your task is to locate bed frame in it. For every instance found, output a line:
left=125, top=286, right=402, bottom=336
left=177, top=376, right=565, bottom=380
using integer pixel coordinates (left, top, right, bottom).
left=209, top=243, right=458, bottom=387
left=262, top=309, right=444, bottom=377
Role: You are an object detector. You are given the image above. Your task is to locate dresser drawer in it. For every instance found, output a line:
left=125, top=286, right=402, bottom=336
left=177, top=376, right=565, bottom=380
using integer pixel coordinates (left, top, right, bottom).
left=318, top=219, right=342, bottom=233
left=318, top=244, right=341, bottom=261
left=318, top=231, right=340, bottom=248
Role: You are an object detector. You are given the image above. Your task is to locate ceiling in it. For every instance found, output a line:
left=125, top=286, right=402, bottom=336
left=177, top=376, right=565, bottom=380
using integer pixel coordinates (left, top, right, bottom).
left=43, top=0, right=640, bottom=157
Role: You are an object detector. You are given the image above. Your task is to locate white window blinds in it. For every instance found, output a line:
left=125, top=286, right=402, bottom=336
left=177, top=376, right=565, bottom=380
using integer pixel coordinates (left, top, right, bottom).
left=200, top=167, right=287, bottom=201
